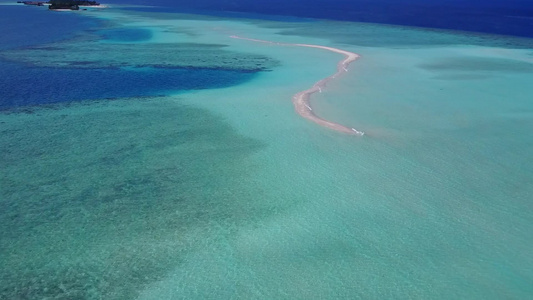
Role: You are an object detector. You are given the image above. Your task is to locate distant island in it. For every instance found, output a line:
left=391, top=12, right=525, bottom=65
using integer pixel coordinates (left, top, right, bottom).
left=18, top=0, right=101, bottom=10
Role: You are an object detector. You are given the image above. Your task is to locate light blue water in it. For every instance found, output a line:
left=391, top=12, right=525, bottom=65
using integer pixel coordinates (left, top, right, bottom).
left=1, top=3, right=532, bottom=299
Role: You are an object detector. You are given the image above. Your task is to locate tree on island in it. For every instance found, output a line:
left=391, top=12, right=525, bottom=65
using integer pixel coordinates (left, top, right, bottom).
left=48, top=0, right=100, bottom=10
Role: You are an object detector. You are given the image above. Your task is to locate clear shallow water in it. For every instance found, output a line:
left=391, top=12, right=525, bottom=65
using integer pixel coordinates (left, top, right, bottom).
left=1, top=2, right=532, bottom=299
left=1, top=97, right=266, bottom=299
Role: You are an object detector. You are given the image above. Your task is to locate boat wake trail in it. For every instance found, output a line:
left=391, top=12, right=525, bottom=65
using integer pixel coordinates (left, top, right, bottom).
left=230, top=35, right=364, bottom=136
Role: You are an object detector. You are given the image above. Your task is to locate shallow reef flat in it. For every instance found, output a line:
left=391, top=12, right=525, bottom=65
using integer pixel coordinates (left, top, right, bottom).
left=0, top=41, right=279, bottom=71
left=0, top=96, right=276, bottom=299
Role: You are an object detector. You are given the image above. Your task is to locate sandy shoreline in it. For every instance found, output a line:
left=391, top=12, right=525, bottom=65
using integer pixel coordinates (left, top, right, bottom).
left=230, top=35, right=364, bottom=136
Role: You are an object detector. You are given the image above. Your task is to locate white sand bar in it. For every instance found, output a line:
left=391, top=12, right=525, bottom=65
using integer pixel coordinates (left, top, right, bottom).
left=231, top=35, right=365, bottom=136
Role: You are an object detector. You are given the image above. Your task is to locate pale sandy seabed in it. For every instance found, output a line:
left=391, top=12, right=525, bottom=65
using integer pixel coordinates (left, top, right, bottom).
left=230, top=35, right=364, bottom=135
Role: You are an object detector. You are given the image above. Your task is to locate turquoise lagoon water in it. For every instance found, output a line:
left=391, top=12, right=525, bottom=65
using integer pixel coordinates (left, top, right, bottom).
left=1, top=2, right=532, bottom=299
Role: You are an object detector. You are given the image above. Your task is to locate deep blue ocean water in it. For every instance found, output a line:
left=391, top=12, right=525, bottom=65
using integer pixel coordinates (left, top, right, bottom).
left=0, top=5, right=257, bottom=109
left=0, top=61, right=255, bottom=109
left=110, top=0, right=533, bottom=38
left=0, top=6, right=98, bottom=50
left=98, top=28, right=153, bottom=42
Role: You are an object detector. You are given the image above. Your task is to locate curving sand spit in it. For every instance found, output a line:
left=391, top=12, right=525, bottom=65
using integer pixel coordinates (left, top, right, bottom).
left=230, top=35, right=364, bottom=136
